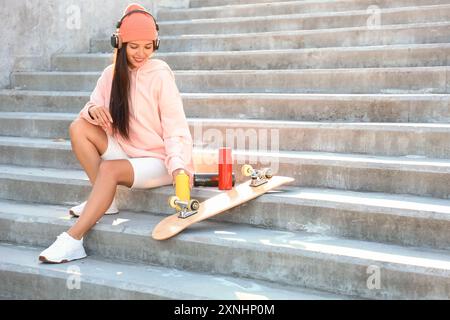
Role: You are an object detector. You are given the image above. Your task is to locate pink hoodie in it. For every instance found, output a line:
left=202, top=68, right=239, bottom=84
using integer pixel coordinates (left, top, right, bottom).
left=78, top=58, right=194, bottom=178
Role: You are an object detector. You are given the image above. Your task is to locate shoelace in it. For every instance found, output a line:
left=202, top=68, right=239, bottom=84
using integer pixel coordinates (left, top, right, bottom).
left=52, top=235, right=71, bottom=251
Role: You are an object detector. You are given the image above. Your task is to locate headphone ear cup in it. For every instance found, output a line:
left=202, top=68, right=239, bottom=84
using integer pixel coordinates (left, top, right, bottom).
left=154, top=38, right=160, bottom=50
left=110, top=34, right=118, bottom=48
left=110, top=33, right=123, bottom=49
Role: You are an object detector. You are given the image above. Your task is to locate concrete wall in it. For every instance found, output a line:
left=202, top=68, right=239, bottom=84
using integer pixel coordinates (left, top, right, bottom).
left=0, top=0, right=189, bottom=89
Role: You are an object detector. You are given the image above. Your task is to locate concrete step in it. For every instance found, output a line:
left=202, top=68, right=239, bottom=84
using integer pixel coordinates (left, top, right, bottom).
left=52, top=44, right=450, bottom=71
left=90, top=21, right=450, bottom=53
left=158, top=0, right=450, bottom=20
left=11, top=67, right=450, bottom=94
left=1, top=162, right=450, bottom=250
left=195, top=149, right=450, bottom=199
left=1, top=90, right=449, bottom=123
left=1, top=142, right=450, bottom=198
left=3, top=113, right=450, bottom=158
left=0, top=200, right=449, bottom=299
left=0, top=242, right=338, bottom=300
left=157, top=4, right=450, bottom=35
left=0, top=90, right=90, bottom=113
left=181, top=120, right=450, bottom=158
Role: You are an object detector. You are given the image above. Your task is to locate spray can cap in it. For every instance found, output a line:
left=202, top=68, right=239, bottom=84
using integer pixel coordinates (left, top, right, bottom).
left=219, top=147, right=232, bottom=164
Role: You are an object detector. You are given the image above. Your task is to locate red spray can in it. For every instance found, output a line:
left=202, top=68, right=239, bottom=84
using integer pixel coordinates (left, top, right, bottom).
left=218, top=147, right=233, bottom=190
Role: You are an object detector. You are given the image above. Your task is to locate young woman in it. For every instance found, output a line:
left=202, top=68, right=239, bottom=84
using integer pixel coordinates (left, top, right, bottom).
left=39, top=3, right=194, bottom=263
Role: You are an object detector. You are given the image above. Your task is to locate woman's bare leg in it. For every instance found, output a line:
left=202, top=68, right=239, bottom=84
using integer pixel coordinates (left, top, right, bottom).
left=68, top=118, right=134, bottom=240
left=69, top=118, right=108, bottom=184
left=67, top=159, right=134, bottom=240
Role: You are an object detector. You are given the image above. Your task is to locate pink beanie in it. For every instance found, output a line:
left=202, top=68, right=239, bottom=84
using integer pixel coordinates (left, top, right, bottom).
left=119, top=3, right=158, bottom=43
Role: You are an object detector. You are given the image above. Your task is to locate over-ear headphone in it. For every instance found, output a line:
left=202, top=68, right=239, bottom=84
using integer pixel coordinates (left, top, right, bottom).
left=110, top=9, right=160, bottom=50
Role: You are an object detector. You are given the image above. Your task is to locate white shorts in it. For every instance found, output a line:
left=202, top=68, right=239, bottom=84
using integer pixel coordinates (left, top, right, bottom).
left=100, top=134, right=173, bottom=190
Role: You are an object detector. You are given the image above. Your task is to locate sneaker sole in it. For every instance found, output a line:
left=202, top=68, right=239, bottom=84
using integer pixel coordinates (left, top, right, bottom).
left=38, top=255, right=87, bottom=264
left=69, top=210, right=119, bottom=217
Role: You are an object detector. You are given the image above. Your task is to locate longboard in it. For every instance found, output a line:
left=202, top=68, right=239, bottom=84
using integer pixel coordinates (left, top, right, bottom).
left=152, top=175, right=294, bottom=240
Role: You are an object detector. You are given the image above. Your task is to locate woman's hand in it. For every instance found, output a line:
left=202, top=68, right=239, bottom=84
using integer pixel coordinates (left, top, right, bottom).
left=172, top=168, right=194, bottom=189
left=88, top=105, right=113, bottom=131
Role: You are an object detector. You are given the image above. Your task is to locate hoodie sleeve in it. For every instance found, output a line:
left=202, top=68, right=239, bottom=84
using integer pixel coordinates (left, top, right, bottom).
left=158, top=68, right=194, bottom=178
left=78, top=66, right=111, bottom=125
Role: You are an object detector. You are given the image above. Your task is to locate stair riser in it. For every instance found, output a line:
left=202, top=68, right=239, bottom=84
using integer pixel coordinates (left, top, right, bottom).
left=53, top=46, right=450, bottom=71
left=0, top=118, right=70, bottom=140
left=2, top=117, right=450, bottom=158
left=1, top=217, right=448, bottom=299
left=1, top=153, right=450, bottom=198
left=0, top=270, right=165, bottom=299
left=194, top=123, right=450, bottom=158
left=11, top=68, right=450, bottom=94
left=0, top=145, right=79, bottom=169
left=195, top=158, right=450, bottom=199
left=90, top=24, right=450, bottom=53
left=230, top=201, right=450, bottom=250
left=159, top=0, right=450, bottom=20
left=1, top=93, right=449, bottom=123
left=158, top=6, right=450, bottom=35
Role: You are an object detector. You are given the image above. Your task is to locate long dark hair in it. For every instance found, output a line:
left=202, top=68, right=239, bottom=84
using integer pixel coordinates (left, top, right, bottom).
left=109, top=43, right=131, bottom=140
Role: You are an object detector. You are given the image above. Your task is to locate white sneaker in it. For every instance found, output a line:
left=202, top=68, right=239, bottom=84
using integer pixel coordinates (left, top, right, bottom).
left=69, top=199, right=119, bottom=217
left=39, top=232, right=87, bottom=264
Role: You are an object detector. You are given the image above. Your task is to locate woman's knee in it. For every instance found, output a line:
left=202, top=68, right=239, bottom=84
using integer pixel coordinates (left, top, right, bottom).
left=70, top=118, right=89, bottom=139
left=98, top=160, right=134, bottom=187
left=70, top=118, right=107, bottom=153
left=98, top=161, right=118, bottom=180
left=70, top=118, right=103, bottom=139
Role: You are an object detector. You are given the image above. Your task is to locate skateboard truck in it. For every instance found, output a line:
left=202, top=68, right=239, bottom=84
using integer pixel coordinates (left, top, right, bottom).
left=168, top=196, right=200, bottom=219
left=241, top=164, right=273, bottom=187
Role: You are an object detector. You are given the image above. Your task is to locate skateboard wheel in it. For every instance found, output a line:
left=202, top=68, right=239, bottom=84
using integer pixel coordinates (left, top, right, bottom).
left=168, top=196, right=179, bottom=208
left=241, top=164, right=253, bottom=177
left=263, top=168, right=273, bottom=179
left=189, top=199, right=200, bottom=211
